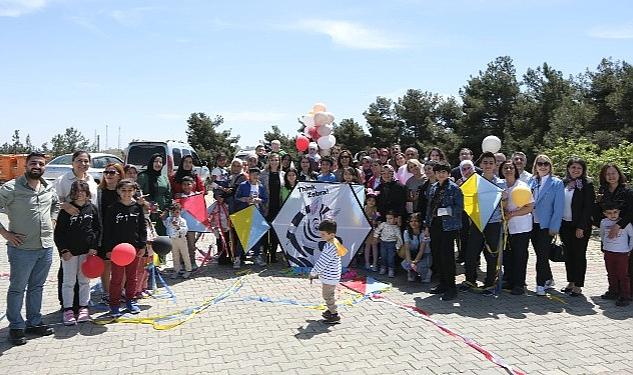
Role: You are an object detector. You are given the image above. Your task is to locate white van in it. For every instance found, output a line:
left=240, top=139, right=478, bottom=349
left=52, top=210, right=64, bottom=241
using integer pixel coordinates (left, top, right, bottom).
left=124, top=140, right=210, bottom=182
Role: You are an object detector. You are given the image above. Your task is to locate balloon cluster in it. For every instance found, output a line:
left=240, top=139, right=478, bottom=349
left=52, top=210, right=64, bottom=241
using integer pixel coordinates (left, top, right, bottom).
left=295, top=102, right=336, bottom=152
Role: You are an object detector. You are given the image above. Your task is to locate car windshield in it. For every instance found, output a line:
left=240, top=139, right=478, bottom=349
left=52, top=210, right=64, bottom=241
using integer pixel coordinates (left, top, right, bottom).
left=127, top=145, right=166, bottom=167
left=48, top=155, right=73, bottom=165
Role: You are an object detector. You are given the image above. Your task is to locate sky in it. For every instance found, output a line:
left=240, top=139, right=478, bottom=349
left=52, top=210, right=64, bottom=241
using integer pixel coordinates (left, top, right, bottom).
left=1, top=0, right=632, bottom=151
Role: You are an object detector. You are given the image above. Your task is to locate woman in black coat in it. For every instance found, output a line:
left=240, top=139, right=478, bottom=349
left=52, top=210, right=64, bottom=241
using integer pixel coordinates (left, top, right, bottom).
left=559, top=158, right=595, bottom=296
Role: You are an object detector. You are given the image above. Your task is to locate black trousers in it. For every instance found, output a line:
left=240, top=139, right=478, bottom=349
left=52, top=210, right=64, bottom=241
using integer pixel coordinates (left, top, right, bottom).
left=505, top=232, right=530, bottom=289
left=430, top=218, right=457, bottom=290
left=456, top=213, right=470, bottom=261
left=465, top=222, right=502, bottom=286
left=530, top=224, right=553, bottom=286
left=560, top=220, right=590, bottom=287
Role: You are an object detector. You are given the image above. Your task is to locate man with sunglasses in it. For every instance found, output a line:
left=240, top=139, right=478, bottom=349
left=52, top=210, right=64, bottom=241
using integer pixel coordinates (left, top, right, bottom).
left=511, top=151, right=532, bottom=183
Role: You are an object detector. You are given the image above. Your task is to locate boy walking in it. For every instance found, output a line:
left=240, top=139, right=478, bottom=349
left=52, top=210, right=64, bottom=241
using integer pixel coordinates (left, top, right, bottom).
left=309, top=219, right=346, bottom=324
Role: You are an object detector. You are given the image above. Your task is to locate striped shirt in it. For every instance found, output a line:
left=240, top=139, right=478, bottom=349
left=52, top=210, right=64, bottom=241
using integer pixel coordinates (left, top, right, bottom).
left=310, top=241, right=341, bottom=285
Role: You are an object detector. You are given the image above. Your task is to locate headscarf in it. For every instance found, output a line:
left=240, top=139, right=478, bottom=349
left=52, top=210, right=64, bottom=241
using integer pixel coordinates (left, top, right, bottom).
left=460, top=160, right=475, bottom=178
left=174, top=155, right=196, bottom=184
left=145, top=153, right=163, bottom=198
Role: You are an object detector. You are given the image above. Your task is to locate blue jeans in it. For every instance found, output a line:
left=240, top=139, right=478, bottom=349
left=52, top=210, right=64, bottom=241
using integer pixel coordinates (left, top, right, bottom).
left=380, top=241, right=396, bottom=268
left=6, top=246, right=53, bottom=329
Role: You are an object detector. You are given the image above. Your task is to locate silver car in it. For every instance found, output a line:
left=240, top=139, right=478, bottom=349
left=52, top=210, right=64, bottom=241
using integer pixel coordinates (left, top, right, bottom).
left=43, top=153, right=124, bottom=184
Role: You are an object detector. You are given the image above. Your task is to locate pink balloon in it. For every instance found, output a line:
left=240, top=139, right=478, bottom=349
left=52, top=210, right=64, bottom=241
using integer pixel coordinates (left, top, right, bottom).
left=317, top=123, right=333, bottom=136
left=295, top=135, right=309, bottom=152
left=111, top=243, right=136, bottom=266
left=302, top=115, right=315, bottom=128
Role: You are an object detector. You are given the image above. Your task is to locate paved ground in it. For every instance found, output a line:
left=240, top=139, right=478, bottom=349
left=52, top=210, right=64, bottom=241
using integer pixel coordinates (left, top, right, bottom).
left=1, top=212, right=633, bottom=374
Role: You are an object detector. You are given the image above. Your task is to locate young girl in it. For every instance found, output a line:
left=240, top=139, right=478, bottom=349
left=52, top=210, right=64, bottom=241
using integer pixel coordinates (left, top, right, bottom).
left=342, top=167, right=359, bottom=184
left=363, top=193, right=380, bottom=271
left=54, top=180, right=101, bottom=325
left=103, top=179, right=147, bottom=317
left=374, top=210, right=403, bottom=278
left=281, top=168, right=298, bottom=203
left=403, top=213, right=432, bottom=283
left=208, top=190, right=232, bottom=267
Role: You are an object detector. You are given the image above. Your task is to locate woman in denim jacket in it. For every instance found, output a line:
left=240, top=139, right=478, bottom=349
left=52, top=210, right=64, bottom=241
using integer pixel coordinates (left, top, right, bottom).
left=424, top=161, right=463, bottom=301
left=528, top=154, right=564, bottom=296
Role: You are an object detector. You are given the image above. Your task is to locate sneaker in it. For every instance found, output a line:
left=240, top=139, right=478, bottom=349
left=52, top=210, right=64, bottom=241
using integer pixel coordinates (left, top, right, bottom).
left=233, top=258, right=241, bottom=269
left=255, top=255, right=267, bottom=267
left=170, top=272, right=179, bottom=280
left=429, top=286, right=447, bottom=295
left=616, top=297, right=631, bottom=307
left=321, top=310, right=334, bottom=319
left=379, top=266, right=387, bottom=275
left=182, top=271, right=191, bottom=279
left=441, top=289, right=457, bottom=301
left=388, top=268, right=395, bottom=278
left=370, top=264, right=378, bottom=272
left=99, top=294, right=110, bottom=305
left=63, top=309, right=76, bottom=326
left=126, top=300, right=141, bottom=314
left=109, top=307, right=122, bottom=318
left=407, top=271, right=416, bottom=282
left=481, top=288, right=494, bottom=296
left=601, top=290, right=618, bottom=300
left=544, top=279, right=555, bottom=290
left=323, top=313, right=341, bottom=324
left=8, top=329, right=26, bottom=346
left=365, top=263, right=371, bottom=271
left=511, top=286, right=525, bottom=295
left=536, top=286, right=546, bottom=296
left=77, top=307, right=91, bottom=323
left=24, top=324, right=54, bottom=336
left=458, top=281, right=475, bottom=292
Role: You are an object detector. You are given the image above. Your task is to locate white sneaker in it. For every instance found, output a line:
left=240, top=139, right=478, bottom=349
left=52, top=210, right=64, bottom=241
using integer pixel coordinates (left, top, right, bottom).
left=536, top=286, right=546, bottom=296
left=407, top=271, right=416, bottom=282
left=544, top=279, right=555, bottom=290
left=379, top=266, right=387, bottom=275
left=370, top=265, right=378, bottom=272
left=233, top=258, right=241, bottom=269
left=255, top=255, right=267, bottom=267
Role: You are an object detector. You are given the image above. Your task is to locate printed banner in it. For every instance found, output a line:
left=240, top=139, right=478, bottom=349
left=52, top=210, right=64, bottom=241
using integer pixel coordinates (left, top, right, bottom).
left=272, top=181, right=371, bottom=268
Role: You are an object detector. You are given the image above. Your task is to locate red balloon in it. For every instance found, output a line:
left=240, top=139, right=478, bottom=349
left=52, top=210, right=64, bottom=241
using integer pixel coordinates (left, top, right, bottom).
left=295, top=135, right=309, bottom=152
left=111, top=243, right=136, bottom=266
left=308, top=126, right=319, bottom=141
left=81, top=255, right=105, bottom=278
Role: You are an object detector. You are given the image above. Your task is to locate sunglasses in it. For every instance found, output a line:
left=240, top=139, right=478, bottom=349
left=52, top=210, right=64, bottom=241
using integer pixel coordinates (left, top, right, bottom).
left=536, top=161, right=550, bottom=167
left=503, top=166, right=515, bottom=170
left=103, top=170, right=119, bottom=175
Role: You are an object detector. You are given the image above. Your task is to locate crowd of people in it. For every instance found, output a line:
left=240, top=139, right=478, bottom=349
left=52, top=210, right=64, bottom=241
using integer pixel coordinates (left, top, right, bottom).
left=1, top=140, right=632, bottom=344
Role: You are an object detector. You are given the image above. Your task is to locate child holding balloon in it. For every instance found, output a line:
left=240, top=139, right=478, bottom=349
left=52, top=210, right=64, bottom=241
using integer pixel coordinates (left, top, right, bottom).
left=54, top=180, right=101, bottom=325
left=102, top=179, right=147, bottom=317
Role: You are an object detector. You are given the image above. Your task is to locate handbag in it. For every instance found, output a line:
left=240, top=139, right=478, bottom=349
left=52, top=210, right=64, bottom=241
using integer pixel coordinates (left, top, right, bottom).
left=549, top=235, right=567, bottom=262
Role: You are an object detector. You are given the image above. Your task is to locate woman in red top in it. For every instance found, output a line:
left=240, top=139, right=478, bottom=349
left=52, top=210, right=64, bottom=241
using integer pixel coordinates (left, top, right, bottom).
left=170, top=155, right=206, bottom=198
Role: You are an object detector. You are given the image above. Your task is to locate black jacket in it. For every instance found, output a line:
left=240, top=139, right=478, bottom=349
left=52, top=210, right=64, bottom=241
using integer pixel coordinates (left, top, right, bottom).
left=594, top=184, right=633, bottom=228
left=54, top=202, right=101, bottom=256
left=102, top=201, right=147, bottom=257
left=563, top=179, right=595, bottom=231
left=376, top=180, right=407, bottom=219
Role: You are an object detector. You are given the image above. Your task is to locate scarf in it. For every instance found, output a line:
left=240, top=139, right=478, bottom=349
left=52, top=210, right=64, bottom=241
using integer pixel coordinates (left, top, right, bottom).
left=145, top=153, right=163, bottom=199
left=174, top=155, right=195, bottom=184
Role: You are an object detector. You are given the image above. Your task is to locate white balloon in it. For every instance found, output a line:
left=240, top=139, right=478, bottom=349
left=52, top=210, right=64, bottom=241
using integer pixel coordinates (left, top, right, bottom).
left=317, top=123, right=333, bottom=136
left=302, top=115, right=315, bottom=128
left=481, top=135, right=502, bottom=153
left=314, top=112, right=329, bottom=127
left=318, top=134, right=336, bottom=150
left=325, top=112, right=334, bottom=124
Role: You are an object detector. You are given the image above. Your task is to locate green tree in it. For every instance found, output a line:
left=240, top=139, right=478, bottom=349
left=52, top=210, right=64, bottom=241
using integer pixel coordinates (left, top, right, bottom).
left=457, top=56, right=520, bottom=156
left=363, top=97, right=401, bottom=147
left=186, top=113, right=239, bottom=163
left=332, top=118, right=370, bottom=154
left=49, top=127, right=91, bottom=156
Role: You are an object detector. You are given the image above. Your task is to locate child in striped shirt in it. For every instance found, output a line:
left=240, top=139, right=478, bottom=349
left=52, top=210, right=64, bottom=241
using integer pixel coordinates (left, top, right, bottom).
left=309, top=219, right=345, bottom=324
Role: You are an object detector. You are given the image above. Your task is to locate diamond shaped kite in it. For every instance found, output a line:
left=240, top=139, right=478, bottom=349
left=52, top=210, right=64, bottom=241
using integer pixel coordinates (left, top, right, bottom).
left=460, top=174, right=504, bottom=232
left=229, top=205, right=270, bottom=251
left=272, top=181, right=372, bottom=268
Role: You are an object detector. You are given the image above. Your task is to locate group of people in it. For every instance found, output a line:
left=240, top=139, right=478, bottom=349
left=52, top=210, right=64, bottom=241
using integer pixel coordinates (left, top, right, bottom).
left=1, top=141, right=632, bottom=343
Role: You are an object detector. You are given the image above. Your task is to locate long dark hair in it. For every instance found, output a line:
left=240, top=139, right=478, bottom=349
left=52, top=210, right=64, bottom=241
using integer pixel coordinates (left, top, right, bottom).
left=563, top=157, right=588, bottom=183
left=284, top=168, right=298, bottom=189
left=405, top=212, right=423, bottom=238
left=599, top=162, right=627, bottom=188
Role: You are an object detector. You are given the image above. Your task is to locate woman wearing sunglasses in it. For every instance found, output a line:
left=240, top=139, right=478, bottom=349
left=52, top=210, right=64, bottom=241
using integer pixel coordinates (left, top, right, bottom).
left=528, top=154, right=564, bottom=296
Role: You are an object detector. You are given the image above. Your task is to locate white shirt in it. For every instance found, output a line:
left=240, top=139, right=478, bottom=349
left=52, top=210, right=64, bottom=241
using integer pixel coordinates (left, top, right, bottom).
left=54, top=171, right=99, bottom=206
left=601, top=219, right=633, bottom=253
left=519, top=170, right=533, bottom=184
left=505, top=180, right=533, bottom=234
left=563, top=188, right=574, bottom=221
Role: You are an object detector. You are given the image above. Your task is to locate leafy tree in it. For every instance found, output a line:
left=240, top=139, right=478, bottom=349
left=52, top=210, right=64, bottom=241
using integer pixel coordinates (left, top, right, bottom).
left=186, top=112, right=239, bottom=163
left=49, top=127, right=91, bottom=156
left=332, top=118, right=370, bottom=154
left=457, top=56, right=519, bottom=157
left=363, top=97, right=401, bottom=147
